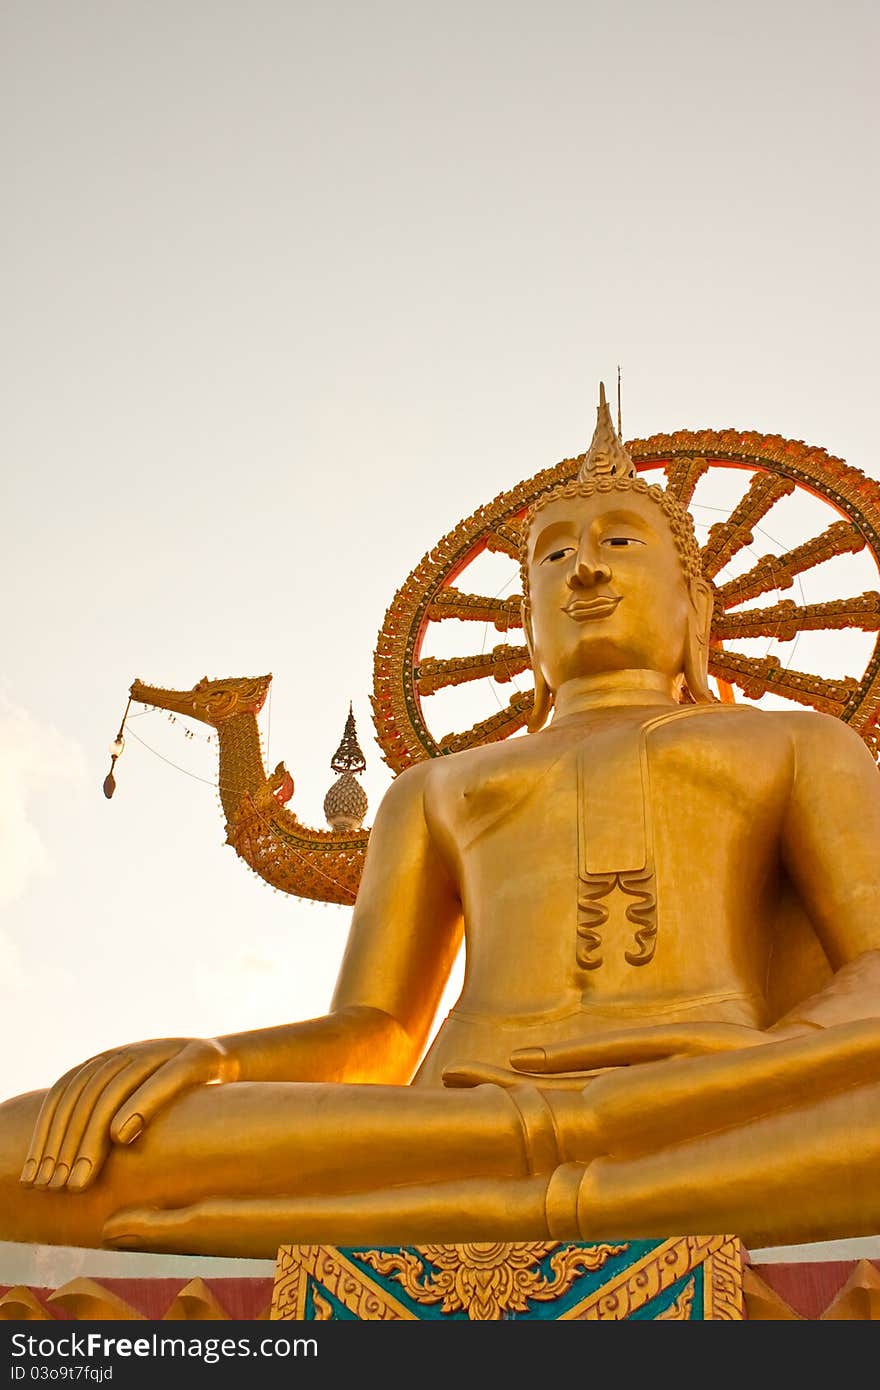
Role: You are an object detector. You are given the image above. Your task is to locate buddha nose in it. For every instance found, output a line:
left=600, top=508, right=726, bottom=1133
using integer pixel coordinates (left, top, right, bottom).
left=568, top=543, right=611, bottom=589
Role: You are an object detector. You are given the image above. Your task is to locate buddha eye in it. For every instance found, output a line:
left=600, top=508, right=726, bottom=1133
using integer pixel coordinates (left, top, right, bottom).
left=542, top=546, right=575, bottom=564
left=601, top=536, right=645, bottom=548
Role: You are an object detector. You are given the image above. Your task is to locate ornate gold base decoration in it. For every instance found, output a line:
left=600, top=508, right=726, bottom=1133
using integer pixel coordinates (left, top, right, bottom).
left=270, top=1237, right=743, bottom=1321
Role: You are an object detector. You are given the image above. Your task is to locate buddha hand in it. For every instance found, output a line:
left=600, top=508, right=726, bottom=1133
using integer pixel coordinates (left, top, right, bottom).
left=20, top=1036, right=237, bottom=1193
left=509, top=1021, right=772, bottom=1074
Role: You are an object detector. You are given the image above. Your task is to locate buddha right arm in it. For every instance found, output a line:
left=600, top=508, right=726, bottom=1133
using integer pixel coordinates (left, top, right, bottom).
left=21, top=761, right=463, bottom=1192
left=224, top=758, right=464, bottom=1083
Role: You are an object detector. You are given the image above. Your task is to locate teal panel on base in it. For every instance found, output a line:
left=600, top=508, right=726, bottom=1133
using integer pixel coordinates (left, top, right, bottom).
left=270, top=1236, right=743, bottom=1320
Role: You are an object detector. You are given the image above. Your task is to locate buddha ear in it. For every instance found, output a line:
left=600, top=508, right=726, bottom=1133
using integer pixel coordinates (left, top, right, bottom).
left=522, top=602, right=554, bottom=732
left=683, top=577, right=717, bottom=704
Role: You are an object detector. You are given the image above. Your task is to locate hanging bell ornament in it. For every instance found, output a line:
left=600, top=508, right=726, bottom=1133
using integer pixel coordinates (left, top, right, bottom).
left=103, top=700, right=131, bottom=800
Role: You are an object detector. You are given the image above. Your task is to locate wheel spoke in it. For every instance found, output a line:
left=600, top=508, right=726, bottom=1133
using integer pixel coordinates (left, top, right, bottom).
left=427, top=587, right=524, bottom=631
left=714, top=592, right=880, bottom=642
left=715, top=521, right=865, bottom=607
left=416, top=646, right=531, bottom=696
left=662, top=456, right=710, bottom=508
left=707, top=650, right=859, bottom=715
left=700, top=473, right=796, bottom=579
left=438, top=691, right=534, bottom=753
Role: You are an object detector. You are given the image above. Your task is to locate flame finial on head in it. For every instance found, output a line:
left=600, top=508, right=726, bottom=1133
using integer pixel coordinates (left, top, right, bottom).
left=577, top=381, right=636, bottom=482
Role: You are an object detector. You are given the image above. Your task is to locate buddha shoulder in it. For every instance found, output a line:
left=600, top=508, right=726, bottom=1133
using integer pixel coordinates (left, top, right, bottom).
left=644, top=701, right=871, bottom=764
left=696, top=704, right=878, bottom=791
left=771, top=706, right=880, bottom=779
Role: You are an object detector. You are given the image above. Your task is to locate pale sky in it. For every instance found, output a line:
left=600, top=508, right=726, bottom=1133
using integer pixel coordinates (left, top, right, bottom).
left=2, top=0, right=878, bottom=1100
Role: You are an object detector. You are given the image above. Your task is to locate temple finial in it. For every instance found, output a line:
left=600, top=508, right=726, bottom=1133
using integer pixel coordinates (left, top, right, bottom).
left=331, top=703, right=366, bottom=774
left=577, top=380, right=636, bottom=482
left=324, top=704, right=368, bottom=831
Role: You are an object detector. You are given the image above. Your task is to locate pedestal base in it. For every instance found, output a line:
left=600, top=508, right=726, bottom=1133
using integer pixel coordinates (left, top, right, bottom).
left=2, top=1236, right=879, bottom=1320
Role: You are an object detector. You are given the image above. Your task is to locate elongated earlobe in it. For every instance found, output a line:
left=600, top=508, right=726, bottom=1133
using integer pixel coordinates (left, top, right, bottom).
left=683, top=578, right=716, bottom=704
left=529, top=667, right=554, bottom=732
left=523, top=605, right=555, bottom=731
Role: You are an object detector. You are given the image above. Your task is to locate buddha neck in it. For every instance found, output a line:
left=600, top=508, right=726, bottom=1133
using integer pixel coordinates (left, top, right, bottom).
left=551, top=670, right=680, bottom=719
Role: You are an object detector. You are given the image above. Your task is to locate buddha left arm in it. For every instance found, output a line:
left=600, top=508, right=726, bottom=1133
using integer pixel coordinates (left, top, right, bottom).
left=772, top=712, right=880, bottom=1033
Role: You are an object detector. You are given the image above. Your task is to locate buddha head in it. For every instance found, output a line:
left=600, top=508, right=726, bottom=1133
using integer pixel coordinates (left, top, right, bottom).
left=520, top=385, right=715, bottom=729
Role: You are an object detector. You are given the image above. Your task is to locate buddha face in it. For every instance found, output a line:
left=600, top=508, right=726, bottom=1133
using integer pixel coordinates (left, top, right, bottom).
left=525, top=489, right=702, bottom=697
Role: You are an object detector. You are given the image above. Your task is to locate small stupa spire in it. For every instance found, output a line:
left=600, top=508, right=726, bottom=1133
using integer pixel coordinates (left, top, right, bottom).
left=577, top=381, right=636, bottom=483
left=330, top=703, right=367, bottom=774
left=324, top=704, right=368, bottom=831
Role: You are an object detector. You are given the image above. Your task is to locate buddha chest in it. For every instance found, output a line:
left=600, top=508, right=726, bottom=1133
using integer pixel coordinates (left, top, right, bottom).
left=426, top=705, right=792, bottom=1007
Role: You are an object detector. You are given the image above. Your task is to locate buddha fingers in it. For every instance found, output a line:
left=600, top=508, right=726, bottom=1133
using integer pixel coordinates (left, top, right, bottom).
left=45, top=1054, right=135, bottom=1189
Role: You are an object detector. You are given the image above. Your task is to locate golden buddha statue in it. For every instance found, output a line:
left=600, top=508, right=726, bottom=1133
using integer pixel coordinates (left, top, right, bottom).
left=2, top=387, right=879, bottom=1257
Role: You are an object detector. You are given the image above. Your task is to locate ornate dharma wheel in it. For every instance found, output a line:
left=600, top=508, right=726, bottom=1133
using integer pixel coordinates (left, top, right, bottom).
left=372, top=430, right=880, bottom=773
